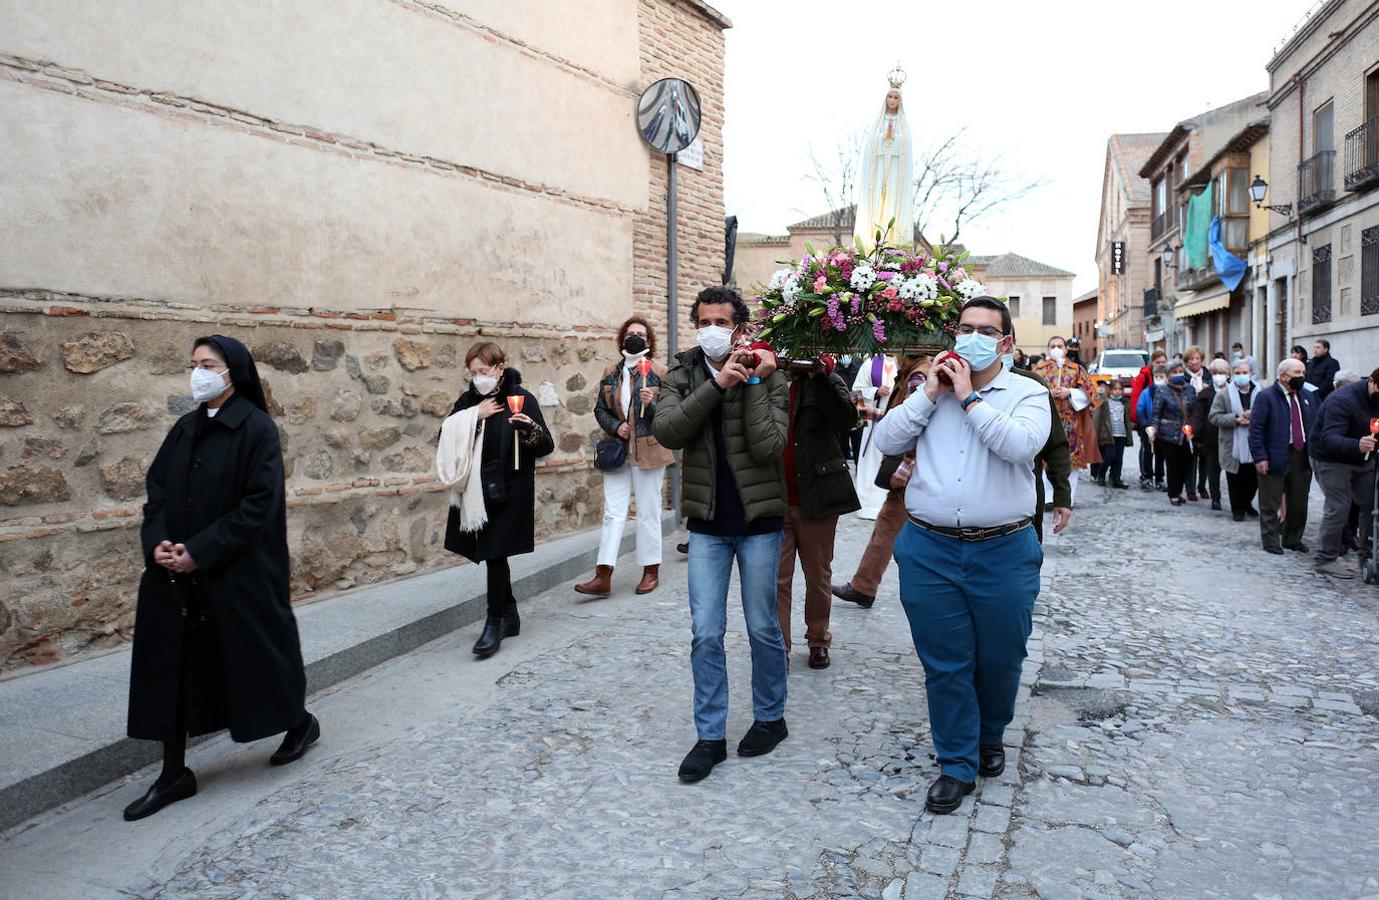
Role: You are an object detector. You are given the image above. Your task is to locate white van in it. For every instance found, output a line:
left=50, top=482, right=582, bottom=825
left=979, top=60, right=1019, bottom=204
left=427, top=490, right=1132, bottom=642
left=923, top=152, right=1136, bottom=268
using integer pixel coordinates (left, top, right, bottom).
left=1089, top=348, right=1149, bottom=388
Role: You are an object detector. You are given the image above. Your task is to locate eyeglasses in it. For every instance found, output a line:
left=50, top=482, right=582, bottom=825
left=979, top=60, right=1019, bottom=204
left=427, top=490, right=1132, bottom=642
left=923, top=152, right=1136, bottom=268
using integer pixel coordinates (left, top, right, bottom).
left=955, top=324, right=1006, bottom=338
left=185, top=362, right=228, bottom=372
left=469, top=364, right=502, bottom=378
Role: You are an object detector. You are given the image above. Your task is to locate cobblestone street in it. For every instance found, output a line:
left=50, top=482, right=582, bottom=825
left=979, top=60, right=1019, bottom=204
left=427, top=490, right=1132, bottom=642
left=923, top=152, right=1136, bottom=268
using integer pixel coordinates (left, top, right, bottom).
left=3, top=457, right=1379, bottom=899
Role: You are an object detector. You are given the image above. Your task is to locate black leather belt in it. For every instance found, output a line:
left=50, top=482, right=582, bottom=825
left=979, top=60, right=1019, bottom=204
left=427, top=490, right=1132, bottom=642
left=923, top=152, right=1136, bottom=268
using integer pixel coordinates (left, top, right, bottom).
left=908, top=516, right=1033, bottom=542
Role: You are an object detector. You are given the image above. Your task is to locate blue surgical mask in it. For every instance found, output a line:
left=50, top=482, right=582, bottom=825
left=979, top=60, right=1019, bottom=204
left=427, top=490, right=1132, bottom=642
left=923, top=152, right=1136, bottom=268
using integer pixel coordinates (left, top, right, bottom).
left=1232, top=374, right=1252, bottom=388
left=1170, top=373, right=1188, bottom=386
left=1001, top=353, right=1014, bottom=372
left=954, top=332, right=999, bottom=372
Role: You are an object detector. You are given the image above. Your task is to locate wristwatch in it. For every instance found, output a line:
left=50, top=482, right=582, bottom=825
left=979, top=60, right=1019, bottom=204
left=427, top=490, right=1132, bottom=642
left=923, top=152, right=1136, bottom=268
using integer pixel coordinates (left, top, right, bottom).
left=960, top=391, right=983, bottom=411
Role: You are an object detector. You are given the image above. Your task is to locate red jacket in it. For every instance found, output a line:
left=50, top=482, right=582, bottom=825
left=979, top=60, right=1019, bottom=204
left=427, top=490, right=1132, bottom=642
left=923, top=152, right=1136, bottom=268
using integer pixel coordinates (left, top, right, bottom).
left=1129, top=365, right=1153, bottom=425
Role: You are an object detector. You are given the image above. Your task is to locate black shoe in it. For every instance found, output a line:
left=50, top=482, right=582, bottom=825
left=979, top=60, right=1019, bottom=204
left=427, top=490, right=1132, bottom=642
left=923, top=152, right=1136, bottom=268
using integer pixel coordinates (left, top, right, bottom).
left=270, top=713, right=321, bottom=766
left=676, top=541, right=689, bottom=555
left=830, top=582, right=875, bottom=608
left=1284, top=542, right=1310, bottom=554
left=678, top=739, right=727, bottom=782
left=1263, top=543, right=1284, bottom=555
left=123, top=768, right=197, bottom=821
left=472, top=613, right=517, bottom=658
left=1233, top=512, right=1246, bottom=522
left=978, top=744, right=1005, bottom=778
left=1139, top=479, right=1153, bottom=492
left=1211, top=500, right=1222, bottom=511
left=736, top=718, right=788, bottom=757
left=1111, top=480, right=1129, bottom=490
left=1245, top=506, right=1259, bottom=518
left=1169, top=497, right=1184, bottom=506
left=1155, top=482, right=1167, bottom=492
left=925, top=774, right=975, bottom=814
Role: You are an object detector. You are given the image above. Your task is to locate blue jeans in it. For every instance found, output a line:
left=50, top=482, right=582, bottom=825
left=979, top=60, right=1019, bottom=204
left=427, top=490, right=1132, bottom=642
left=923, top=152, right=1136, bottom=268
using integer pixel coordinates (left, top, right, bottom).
left=894, top=522, right=1042, bottom=782
left=687, top=530, right=788, bottom=740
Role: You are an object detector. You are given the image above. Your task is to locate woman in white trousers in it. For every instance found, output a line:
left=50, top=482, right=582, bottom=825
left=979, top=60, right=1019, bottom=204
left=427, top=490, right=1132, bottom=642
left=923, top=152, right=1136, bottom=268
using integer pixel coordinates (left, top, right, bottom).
left=575, top=316, right=674, bottom=597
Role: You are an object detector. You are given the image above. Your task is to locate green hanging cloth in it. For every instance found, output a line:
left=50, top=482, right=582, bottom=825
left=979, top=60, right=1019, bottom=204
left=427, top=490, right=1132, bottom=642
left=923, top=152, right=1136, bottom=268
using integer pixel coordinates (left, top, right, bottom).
left=1183, top=182, right=1214, bottom=271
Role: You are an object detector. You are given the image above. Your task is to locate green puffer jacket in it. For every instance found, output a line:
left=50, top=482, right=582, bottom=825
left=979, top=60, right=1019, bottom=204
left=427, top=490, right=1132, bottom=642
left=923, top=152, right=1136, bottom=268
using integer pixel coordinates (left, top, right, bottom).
left=652, top=347, right=789, bottom=523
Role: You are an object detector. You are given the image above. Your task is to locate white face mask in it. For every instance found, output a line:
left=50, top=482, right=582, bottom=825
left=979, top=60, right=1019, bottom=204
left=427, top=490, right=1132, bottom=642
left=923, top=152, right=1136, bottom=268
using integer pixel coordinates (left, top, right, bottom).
left=1154, top=377, right=1167, bottom=387
left=471, top=372, right=499, bottom=395
left=189, top=367, right=229, bottom=403
left=1048, top=346, right=1065, bottom=364
left=697, top=325, right=736, bottom=361
left=1212, top=373, right=1229, bottom=388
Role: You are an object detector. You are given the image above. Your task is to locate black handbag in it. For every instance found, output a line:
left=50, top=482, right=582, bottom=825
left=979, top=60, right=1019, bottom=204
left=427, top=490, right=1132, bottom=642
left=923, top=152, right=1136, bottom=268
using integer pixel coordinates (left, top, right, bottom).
left=594, top=435, right=627, bottom=471
left=874, top=454, right=903, bottom=490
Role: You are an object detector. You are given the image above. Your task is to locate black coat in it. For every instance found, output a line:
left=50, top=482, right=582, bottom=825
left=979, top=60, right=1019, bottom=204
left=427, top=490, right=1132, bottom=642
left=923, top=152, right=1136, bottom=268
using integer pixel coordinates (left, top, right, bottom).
left=787, top=371, right=861, bottom=519
left=128, top=392, right=306, bottom=743
left=1311, top=379, right=1376, bottom=465
left=1305, top=354, right=1340, bottom=402
left=444, top=368, right=554, bottom=562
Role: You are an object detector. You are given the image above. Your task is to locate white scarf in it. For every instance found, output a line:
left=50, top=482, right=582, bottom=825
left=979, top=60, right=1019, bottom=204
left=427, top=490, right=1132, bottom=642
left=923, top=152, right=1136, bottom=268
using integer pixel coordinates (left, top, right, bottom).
left=1226, top=386, right=1253, bottom=464
left=435, top=406, right=488, bottom=532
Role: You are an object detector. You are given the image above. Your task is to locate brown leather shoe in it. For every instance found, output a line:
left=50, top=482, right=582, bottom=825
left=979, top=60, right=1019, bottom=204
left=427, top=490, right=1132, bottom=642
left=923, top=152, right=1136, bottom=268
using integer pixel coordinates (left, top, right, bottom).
left=808, top=647, right=830, bottom=669
left=574, top=565, right=613, bottom=597
left=635, top=565, right=660, bottom=594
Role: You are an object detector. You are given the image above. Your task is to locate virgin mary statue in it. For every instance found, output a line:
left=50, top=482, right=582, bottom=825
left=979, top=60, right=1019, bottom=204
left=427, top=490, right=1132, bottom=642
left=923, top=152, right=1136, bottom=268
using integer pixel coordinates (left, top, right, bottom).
left=853, top=66, right=914, bottom=251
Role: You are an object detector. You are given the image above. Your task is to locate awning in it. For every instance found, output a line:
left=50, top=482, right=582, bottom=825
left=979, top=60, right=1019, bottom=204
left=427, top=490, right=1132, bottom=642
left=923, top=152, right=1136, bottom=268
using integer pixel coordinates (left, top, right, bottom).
left=1172, top=285, right=1233, bottom=319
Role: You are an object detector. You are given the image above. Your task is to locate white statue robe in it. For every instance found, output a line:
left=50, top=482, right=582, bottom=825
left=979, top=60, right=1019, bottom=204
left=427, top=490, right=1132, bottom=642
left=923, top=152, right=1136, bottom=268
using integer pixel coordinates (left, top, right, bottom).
left=852, top=355, right=898, bottom=520
left=853, top=102, right=915, bottom=251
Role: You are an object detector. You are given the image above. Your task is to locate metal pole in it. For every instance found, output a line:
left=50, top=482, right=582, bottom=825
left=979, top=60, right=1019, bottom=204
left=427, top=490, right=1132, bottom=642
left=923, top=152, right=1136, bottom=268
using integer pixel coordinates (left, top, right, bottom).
left=667, top=153, right=681, bottom=525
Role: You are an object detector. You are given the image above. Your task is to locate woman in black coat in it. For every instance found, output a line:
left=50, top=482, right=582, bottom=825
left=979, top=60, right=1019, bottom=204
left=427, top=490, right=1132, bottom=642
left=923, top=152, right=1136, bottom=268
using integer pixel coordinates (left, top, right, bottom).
left=444, top=341, right=554, bottom=658
left=124, top=335, right=317, bottom=821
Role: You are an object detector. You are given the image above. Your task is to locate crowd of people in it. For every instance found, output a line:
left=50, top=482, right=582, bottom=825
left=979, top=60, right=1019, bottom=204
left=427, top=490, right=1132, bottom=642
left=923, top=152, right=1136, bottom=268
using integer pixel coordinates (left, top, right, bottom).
left=118, top=291, right=1374, bottom=824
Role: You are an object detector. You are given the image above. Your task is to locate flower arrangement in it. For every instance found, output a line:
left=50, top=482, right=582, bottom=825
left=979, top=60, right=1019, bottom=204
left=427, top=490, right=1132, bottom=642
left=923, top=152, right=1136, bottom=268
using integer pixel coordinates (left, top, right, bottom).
left=750, top=229, right=982, bottom=359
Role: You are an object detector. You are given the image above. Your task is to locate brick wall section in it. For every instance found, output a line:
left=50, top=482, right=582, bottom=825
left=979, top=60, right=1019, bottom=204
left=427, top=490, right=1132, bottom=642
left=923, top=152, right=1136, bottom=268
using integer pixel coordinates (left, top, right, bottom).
left=633, top=0, right=729, bottom=353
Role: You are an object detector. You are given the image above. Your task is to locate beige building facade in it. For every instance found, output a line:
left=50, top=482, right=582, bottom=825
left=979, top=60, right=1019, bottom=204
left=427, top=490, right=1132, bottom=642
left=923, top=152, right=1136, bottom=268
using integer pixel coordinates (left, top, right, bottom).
left=1095, top=133, right=1168, bottom=352
left=1264, top=0, right=1379, bottom=372
left=0, top=0, right=730, bottom=670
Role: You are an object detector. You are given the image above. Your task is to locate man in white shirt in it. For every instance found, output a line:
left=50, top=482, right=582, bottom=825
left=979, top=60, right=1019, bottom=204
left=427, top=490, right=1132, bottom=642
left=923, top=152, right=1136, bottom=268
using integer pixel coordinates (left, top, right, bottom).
left=873, top=296, right=1051, bottom=815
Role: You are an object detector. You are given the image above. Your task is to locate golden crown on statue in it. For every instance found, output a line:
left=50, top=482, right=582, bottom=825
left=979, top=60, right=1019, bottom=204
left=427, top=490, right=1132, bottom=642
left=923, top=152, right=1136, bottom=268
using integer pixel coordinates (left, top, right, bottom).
left=887, top=63, right=907, bottom=89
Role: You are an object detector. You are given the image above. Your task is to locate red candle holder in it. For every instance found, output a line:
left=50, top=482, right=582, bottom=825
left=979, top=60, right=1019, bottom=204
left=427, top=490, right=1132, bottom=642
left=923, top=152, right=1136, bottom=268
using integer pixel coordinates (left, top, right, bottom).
left=506, top=394, right=525, bottom=415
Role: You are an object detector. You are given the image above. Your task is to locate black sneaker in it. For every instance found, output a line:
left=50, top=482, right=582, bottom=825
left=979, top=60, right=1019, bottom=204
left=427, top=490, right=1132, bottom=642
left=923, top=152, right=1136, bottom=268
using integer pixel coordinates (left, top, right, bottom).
left=678, top=739, right=727, bottom=782
left=1139, top=479, right=1153, bottom=492
left=1111, top=480, right=1130, bottom=490
left=736, top=719, right=788, bottom=757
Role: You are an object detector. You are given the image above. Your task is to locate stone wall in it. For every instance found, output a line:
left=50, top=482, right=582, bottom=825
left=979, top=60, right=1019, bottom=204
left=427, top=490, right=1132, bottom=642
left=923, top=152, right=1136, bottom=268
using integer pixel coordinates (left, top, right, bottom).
left=0, top=0, right=729, bottom=672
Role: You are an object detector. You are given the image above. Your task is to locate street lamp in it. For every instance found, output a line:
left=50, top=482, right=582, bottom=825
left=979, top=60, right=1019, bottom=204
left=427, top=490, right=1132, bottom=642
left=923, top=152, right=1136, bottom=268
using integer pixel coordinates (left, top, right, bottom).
left=1249, top=175, right=1293, bottom=218
left=1161, top=243, right=1176, bottom=269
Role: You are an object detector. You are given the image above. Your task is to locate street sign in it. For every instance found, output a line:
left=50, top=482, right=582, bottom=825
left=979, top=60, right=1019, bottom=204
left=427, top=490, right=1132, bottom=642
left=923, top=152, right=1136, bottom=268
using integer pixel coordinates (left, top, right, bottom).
left=678, top=135, right=705, bottom=171
left=1111, top=241, right=1125, bottom=275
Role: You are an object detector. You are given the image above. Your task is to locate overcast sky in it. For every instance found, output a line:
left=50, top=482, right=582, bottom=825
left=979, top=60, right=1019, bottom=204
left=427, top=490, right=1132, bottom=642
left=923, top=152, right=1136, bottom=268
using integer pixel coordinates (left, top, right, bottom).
left=713, top=0, right=1316, bottom=294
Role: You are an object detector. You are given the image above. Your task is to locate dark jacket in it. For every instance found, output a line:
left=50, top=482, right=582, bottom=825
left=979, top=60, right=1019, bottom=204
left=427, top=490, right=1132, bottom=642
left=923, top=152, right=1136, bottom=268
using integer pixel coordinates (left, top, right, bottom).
left=1010, top=366, right=1072, bottom=519
left=593, top=358, right=675, bottom=469
left=786, top=370, right=861, bottom=519
left=1151, top=382, right=1197, bottom=445
left=1305, top=353, right=1340, bottom=402
left=1311, top=379, right=1375, bottom=465
left=1092, top=395, right=1135, bottom=448
left=652, top=347, right=789, bottom=523
left=129, top=391, right=305, bottom=743
left=444, top=368, right=554, bottom=562
left=1189, top=381, right=1218, bottom=450
left=1247, top=383, right=1319, bottom=475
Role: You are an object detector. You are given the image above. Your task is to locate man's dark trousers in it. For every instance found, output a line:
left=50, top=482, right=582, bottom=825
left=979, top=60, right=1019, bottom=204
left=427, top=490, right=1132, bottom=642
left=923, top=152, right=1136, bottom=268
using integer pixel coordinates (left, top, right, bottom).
left=1258, top=449, right=1311, bottom=549
left=1313, top=457, right=1375, bottom=563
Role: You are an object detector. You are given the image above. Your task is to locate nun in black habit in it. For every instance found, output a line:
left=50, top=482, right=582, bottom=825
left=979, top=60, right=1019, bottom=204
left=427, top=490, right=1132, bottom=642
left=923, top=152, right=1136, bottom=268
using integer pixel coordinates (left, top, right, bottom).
left=123, top=335, right=318, bottom=821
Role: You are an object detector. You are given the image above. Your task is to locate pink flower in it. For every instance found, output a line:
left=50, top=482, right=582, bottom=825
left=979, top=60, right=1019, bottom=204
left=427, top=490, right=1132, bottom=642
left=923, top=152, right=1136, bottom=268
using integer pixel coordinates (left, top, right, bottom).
left=813, top=275, right=828, bottom=293
left=950, top=267, right=968, bottom=282
left=881, top=286, right=898, bottom=300
left=938, top=262, right=949, bottom=273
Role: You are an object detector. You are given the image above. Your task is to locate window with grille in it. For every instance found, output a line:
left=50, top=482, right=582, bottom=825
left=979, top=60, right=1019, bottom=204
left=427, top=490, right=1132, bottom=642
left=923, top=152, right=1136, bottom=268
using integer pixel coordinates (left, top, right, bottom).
left=1363, top=226, right=1379, bottom=316
left=1312, top=244, right=1332, bottom=325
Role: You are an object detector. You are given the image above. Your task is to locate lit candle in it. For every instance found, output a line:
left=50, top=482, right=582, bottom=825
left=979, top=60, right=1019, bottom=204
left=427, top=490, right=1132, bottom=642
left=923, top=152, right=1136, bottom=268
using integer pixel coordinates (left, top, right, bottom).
left=506, top=394, right=525, bottom=467
left=1369, top=418, right=1379, bottom=461
left=637, top=358, right=653, bottom=416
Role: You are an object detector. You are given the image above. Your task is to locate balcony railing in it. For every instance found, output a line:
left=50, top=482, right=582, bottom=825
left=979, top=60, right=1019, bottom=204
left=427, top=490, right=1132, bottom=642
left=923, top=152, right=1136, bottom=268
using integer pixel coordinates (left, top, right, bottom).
left=1176, top=259, right=1220, bottom=292
left=1298, top=150, right=1337, bottom=213
left=1151, top=210, right=1172, bottom=241
left=1143, top=287, right=1160, bottom=319
left=1345, top=118, right=1379, bottom=192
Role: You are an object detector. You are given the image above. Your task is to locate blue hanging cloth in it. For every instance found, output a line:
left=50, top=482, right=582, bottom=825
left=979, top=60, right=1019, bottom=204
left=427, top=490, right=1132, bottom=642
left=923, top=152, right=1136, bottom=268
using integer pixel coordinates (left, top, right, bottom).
left=1208, top=217, right=1247, bottom=292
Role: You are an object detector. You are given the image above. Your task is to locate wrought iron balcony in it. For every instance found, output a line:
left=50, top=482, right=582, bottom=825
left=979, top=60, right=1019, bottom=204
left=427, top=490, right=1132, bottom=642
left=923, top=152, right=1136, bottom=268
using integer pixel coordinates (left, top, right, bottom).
left=1143, top=287, right=1159, bottom=319
left=1176, top=260, right=1220, bottom=292
left=1345, top=119, right=1379, bottom=192
left=1151, top=210, right=1173, bottom=242
left=1297, top=150, right=1337, bottom=214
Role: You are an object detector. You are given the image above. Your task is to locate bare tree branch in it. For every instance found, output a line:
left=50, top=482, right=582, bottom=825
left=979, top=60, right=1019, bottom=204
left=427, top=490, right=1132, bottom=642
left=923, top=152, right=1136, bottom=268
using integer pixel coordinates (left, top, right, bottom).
left=912, top=132, right=1045, bottom=249
left=807, top=130, right=864, bottom=246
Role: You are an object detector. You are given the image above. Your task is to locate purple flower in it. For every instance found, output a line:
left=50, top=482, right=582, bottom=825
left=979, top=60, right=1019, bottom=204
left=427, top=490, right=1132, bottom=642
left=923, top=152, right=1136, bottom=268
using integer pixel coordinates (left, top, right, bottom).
left=938, top=262, right=949, bottom=273
left=875, top=271, right=895, bottom=282
left=872, top=320, right=887, bottom=342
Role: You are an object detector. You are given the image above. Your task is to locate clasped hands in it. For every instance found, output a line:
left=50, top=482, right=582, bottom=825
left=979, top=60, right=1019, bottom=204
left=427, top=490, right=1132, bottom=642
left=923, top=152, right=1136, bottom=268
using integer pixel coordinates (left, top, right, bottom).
left=713, top=347, right=778, bottom=390
left=923, top=354, right=975, bottom=403
left=153, top=540, right=197, bottom=574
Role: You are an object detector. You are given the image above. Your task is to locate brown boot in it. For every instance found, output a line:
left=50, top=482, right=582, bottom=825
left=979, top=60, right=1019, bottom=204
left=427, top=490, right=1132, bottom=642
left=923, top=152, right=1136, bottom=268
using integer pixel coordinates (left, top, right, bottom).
left=574, top=565, right=613, bottom=597
left=635, top=565, right=660, bottom=595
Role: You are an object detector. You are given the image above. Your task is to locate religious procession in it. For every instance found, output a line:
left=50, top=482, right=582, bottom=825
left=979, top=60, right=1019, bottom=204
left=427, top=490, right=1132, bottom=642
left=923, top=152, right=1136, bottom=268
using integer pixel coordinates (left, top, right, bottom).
left=3, top=2, right=1378, bottom=897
